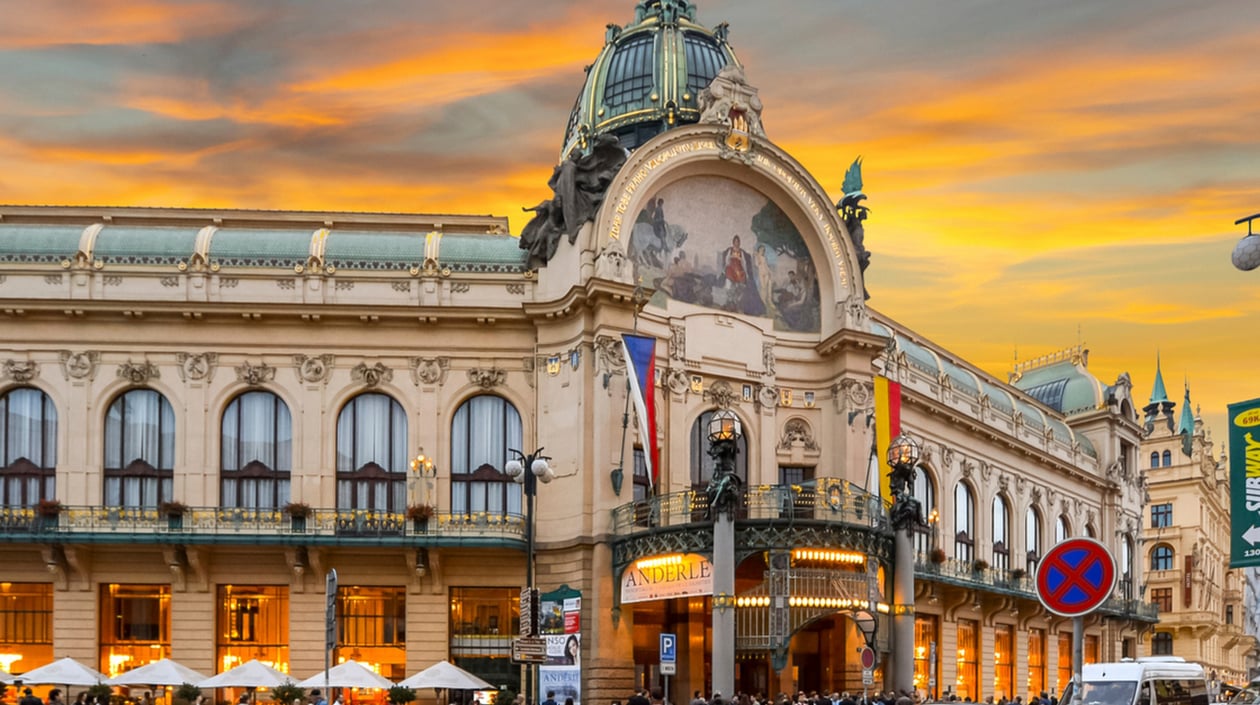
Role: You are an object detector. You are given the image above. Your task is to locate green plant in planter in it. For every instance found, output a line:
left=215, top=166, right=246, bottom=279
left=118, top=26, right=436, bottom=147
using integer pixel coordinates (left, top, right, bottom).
left=972, top=559, right=989, bottom=572
left=271, top=682, right=305, bottom=705
left=87, top=684, right=114, bottom=704
left=929, top=548, right=947, bottom=564
left=174, top=683, right=203, bottom=705
left=387, top=686, right=417, bottom=705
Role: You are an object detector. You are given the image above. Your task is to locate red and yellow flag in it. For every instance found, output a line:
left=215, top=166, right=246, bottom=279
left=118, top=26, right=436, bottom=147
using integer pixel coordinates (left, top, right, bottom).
left=873, top=376, right=902, bottom=503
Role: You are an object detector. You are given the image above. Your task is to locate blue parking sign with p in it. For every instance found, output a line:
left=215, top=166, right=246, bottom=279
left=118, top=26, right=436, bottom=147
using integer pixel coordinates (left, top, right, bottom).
left=660, top=633, right=676, bottom=662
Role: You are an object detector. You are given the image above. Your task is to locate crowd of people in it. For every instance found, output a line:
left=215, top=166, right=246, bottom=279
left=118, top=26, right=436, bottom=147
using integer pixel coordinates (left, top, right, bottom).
left=604, top=688, right=1065, bottom=705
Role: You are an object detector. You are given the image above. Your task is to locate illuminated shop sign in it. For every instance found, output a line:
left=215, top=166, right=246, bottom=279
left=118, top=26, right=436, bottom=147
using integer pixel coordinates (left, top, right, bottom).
left=620, top=553, right=714, bottom=604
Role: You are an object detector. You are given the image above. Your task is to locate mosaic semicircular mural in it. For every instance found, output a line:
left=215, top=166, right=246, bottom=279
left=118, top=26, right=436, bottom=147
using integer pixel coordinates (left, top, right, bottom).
left=627, top=176, right=820, bottom=333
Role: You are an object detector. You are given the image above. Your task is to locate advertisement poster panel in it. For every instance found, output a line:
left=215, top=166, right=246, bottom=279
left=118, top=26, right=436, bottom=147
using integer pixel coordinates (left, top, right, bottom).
left=539, top=586, right=581, bottom=705
left=1229, top=397, right=1260, bottom=567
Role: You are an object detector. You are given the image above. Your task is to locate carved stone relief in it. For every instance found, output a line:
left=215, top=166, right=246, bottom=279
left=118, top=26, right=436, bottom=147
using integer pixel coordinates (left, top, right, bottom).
left=467, top=367, right=506, bottom=390
left=60, top=351, right=99, bottom=381
left=762, top=342, right=776, bottom=377
left=668, top=323, right=686, bottom=362
left=293, top=354, right=335, bottom=384
left=594, top=241, right=632, bottom=283
left=235, top=361, right=276, bottom=386
left=352, top=362, right=393, bottom=388
left=703, top=380, right=739, bottom=409
left=175, top=353, right=217, bottom=383
left=778, top=418, right=819, bottom=452
left=756, top=384, right=778, bottom=411
left=410, top=357, right=451, bottom=386
left=665, top=367, right=690, bottom=396
left=594, top=335, right=626, bottom=375
left=2, top=359, right=38, bottom=383
left=118, top=360, right=160, bottom=384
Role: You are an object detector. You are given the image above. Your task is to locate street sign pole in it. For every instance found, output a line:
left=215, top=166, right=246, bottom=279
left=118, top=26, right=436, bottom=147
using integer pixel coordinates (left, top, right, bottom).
left=326, top=569, right=337, bottom=705
left=1072, top=616, right=1083, bottom=705
left=660, top=633, right=677, bottom=700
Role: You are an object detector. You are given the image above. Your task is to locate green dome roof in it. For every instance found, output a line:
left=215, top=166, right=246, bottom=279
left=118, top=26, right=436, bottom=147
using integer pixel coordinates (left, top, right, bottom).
left=561, top=0, right=739, bottom=158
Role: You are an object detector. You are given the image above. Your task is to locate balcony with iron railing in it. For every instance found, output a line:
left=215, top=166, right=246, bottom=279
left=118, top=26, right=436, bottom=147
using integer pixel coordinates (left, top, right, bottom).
left=0, top=505, right=526, bottom=547
left=915, top=554, right=1160, bottom=622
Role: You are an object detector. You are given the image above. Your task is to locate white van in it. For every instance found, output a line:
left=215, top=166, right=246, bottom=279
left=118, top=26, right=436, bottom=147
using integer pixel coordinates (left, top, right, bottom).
left=1060, top=658, right=1209, bottom=705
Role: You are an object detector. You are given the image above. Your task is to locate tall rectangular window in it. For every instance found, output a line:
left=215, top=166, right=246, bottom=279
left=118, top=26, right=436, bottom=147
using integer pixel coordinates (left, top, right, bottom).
left=217, top=585, right=289, bottom=675
left=1028, top=628, right=1046, bottom=697
left=1151, top=503, right=1172, bottom=528
left=1085, top=634, right=1099, bottom=664
left=778, top=467, right=815, bottom=519
left=450, top=587, right=519, bottom=694
left=956, top=619, right=978, bottom=701
left=100, top=584, right=170, bottom=677
left=1151, top=588, right=1173, bottom=613
left=1057, top=632, right=1073, bottom=694
left=914, top=615, right=939, bottom=699
left=0, top=582, right=54, bottom=672
left=339, top=586, right=407, bottom=681
left=994, top=624, right=1013, bottom=699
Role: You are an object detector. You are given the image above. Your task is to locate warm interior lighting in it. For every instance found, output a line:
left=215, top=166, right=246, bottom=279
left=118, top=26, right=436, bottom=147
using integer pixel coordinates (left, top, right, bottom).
left=0, top=653, right=21, bottom=671
left=791, top=549, right=866, bottom=565
left=635, top=554, right=684, bottom=569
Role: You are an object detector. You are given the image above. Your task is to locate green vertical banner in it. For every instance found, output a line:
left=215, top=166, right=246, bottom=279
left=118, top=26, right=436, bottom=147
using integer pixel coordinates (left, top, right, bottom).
left=1229, top=397, right=1260, bottom=567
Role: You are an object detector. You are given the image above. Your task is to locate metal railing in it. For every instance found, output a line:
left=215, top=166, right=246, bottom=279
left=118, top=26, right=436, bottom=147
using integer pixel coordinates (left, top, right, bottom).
left=0, top=505, right=526, bottom=543
left=610, top=479, right=890, bottom=535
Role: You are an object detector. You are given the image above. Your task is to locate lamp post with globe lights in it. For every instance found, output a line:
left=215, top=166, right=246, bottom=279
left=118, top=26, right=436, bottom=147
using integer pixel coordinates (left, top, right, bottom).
left=1231, top=213, right=1260, bottom=271
left=705, top=408, right=743, bottom=699
left=505, top=447, right=553, bottom=703
left=885, top=433, right=923, bottom=693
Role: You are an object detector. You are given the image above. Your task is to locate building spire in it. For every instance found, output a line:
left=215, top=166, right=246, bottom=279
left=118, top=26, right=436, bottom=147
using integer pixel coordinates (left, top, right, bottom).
left=1148, top=352, right=1170, bottom=404
left=1178, top=381, right=1195, bottom=456
left=1143, top=352, right=1176, bottom=432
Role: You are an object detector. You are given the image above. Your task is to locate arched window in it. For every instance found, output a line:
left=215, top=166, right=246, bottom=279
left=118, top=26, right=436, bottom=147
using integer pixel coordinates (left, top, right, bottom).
left=1086, top=523, right=1097, bottom=538
left=954, top=482, right=974, bottom=563
left=0, top=387, right=57, bottom=507
left=1026, top=506, right=1042, bottom=572
left=913, top=467, right=937, bottom=555
left=690, top=409, right=748, bottom=489
left=335, top=393, right=406, bottom=511
left=1151, top=631, right=1173, bottom=656
left=992, top=495, right=1010, bottom=571
left=104, top=389, right=175, bottom=507
left=451, top=395, right=523, bottom=516
left=1151, top=544, right=1174, bottom=571
left=221, top=391, right=292, bottom=509
left=1161, top=450, right=1172, bottom=467
left=1149, top=451, right=1159, bottom=469
left=1056, top=515, right=1070, bottom=543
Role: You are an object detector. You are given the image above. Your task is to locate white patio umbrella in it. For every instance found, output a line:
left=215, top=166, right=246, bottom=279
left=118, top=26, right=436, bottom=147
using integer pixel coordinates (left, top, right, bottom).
left=296, top=661, right=392, bottom=690
left=197, top=660, right=290, bottom=689
left=111, top=659, right=210, bottom=687
left=0, top=669, right=13, bottom=683
left=397, top=661, right=492, bottom=691
left=14, top=657, right=110, bottom=686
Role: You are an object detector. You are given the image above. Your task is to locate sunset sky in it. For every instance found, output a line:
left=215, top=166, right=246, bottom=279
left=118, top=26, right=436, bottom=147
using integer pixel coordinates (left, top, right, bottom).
left=1, top=0, right=1257, bottom=437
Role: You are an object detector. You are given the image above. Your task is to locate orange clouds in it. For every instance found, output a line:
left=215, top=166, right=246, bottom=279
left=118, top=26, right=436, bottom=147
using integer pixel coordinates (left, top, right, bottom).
left=0, top=0, right=247, bottom=48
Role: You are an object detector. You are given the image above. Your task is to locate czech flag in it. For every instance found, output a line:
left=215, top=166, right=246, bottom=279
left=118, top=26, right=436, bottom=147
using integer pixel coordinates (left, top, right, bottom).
left=874, top=375, right=902, bottom=503
left=621, top=333, right=658, bottom=489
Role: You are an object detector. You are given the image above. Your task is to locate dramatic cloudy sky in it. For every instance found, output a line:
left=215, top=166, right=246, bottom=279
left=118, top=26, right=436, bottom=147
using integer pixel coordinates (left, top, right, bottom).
left=2, top=0, right=1257, bottom=436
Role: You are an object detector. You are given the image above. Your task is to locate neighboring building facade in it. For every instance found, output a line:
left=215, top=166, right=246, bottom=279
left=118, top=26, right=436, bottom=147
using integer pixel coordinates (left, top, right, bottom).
left=0, top=1, right=1160, bottom=703
left=1139, top=362, right=1258, bottom=687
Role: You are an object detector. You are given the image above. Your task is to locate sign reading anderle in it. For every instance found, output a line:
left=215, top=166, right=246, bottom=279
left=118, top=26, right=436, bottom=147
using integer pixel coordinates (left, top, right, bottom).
left=621, top=554, right=714, bottom=604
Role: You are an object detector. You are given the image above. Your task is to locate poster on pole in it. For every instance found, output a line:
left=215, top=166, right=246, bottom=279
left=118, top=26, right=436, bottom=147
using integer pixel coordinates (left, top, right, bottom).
left=539, top=585, right=581, bottom=705
left=1229, top=397, right=1260, bottom=567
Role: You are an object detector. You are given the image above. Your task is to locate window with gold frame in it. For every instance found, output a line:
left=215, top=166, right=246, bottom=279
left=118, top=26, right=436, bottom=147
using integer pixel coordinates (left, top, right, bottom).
left=913, top=615, right=939, bottom=699
left=1057, top=632, right=1073, bottom=694
left=216, top=585, right=289, bottom=675
left=994, top=624, right=1013, bottom=699
left=0, top=582, right=53, bottom=674
left=100, top=584, right=170, bottom=677
left=449, top=587, right=519, bottom=693
left=956, top=619, right=978, bottom=701
left=1027, top=628, right=1046, bottom=697
left=338, top=586, right=406, bottom=681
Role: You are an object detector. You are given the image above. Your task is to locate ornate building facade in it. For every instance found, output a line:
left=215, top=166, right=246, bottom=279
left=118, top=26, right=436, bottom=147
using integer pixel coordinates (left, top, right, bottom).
left=1139, top=362, right=1257, bottom=688
left=0, top=1, right=1166, bottom=703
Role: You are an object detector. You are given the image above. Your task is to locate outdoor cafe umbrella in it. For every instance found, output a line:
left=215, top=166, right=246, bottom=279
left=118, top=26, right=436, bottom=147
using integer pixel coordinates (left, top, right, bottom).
left=197, top=659, right=290, bottom=689
left=0, top=669, right=13, bottom=683
left=397, top=661, right=492, bottom=691
left=111, top=659, right=211, bottom=687
left=13, top=657, right=110, bottom=686
left=296, top=661, right=393, bottom=690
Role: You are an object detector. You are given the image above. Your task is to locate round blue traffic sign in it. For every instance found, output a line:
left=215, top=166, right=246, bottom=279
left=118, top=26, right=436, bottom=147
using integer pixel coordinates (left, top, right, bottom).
left=1035, top=537, right=1116, bottom=617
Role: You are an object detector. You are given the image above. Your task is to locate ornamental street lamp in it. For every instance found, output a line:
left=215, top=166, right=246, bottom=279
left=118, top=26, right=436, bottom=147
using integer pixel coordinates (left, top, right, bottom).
left=1231, top=213, right=1260, bottom=271
left=706, top=408, right=743, bottom=700
left=886, top=432, right=922, bottom=694
left=505, top=447, right=553, bottom=703
left=409, top=448, right=436, bottom=507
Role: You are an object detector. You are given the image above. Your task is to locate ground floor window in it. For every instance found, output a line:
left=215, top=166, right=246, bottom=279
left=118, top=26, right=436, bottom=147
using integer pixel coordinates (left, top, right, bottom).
left=1028, top=628, right=1046, bottom=697
left=100, top=584, right=170, bottom=677
left=956, top=619, right=978, bottom=701
left=1085, top=634, right=1099, bottom=664
left=339, top=586, right=407, bottom=681
left=0, top=582, right=53, bottom=675
left=1057, top=632, right=1073, bottom=693
left=994, top=624, right=1013, bottom=699
left=217, top=585, right=289, bottom=674
left=914, top=614, right=939, bottom=699
left=450, top=587, right=517, bottom=692
left=1152, top=631, right=1173, bottom=656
